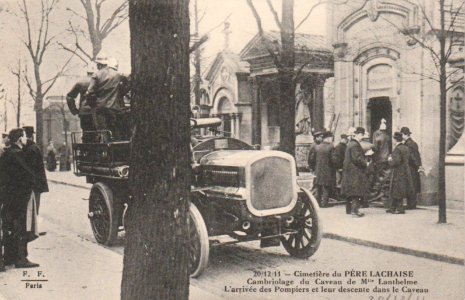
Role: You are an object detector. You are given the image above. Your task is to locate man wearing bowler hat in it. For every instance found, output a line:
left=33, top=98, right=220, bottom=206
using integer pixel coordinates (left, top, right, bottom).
left=341, top=127, right=369, bottom=217
left=401, top=127, right=423, bottom=209
left=22, top=126, right=48, bottom=218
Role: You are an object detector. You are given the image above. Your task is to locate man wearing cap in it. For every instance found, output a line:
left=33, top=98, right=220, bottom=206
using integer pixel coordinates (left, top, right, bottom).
left=309, top=131, right=336, bottom=207
left=332, top=134, right=348, bottom=210
left=401, top=127, right=422, bottom=209
left=307, top=131, right=323, bottom=172
left=341, top=127, right=369, bottom=217
left=87, top=54, right=126, bottom=141
left=67, top=65, right=96, bottom=143
left=387, top=132, right=415, bottom=213
left=22, top=126, right=48, bottom=217
left=0, top=128, right=39, bottom=268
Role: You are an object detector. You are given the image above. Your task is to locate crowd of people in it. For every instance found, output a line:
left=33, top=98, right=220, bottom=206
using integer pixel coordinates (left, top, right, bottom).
left=308, top=120, right=423, bottom=217
left=0, top=126, right=48, bottom=271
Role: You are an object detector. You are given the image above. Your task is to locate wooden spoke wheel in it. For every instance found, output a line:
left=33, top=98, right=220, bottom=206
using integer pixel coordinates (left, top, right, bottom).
left=188, top=202, right=209, bottom=278
left=281, top=188, right=322, bottom=258
left=88, top=182, right=119, bottom=246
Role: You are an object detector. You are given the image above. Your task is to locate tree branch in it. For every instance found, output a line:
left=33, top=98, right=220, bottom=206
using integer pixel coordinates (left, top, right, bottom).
left=266, top=0, right=281, bottom=30
left=245, top=0, right=281, bottom=67
left=189, top=35, right=208, bottom=54
left=100, top=1, right=128, bottom=38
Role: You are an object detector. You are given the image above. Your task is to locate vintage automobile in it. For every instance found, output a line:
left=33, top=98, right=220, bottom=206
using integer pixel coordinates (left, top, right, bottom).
left=71, top=118, right=322, bottom=277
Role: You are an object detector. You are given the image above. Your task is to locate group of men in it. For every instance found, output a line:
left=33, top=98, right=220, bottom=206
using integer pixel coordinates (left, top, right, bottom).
left=66, top=54, right=130, bottom=143
left=0, top=126, right=48, bottom=271
left=308, top=122, right=423, bottom=217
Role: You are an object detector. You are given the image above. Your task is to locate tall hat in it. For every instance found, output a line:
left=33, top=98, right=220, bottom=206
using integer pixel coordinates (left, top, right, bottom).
left=22, top=126, right=35, bottom=137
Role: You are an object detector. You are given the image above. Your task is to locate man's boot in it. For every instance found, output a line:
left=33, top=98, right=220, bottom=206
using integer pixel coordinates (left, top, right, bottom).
left=351, top=198, right=364, bottom=217
left=345, top=199, right=351, bottom=214
left=15, top=241, right=39, bottom=269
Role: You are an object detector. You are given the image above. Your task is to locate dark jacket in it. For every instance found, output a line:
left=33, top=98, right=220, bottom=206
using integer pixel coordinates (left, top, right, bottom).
left=87, top=67, right=124, bottom=111
left=309, top=141, right=336, bottom=186
left=67, top=77, right=91, bottom=115
left=341, top=139, right=368, bottom=197
left=332, top=142, right=346, bottom=170
left=388, top=142, right=415, bottom=199
left=372, top=129, right=390, bottom=163
left=23, top=140, right=49, bottom=194
left=404, top=138, right=422, bottom=193
left=0, top=144, right=34, bottom=208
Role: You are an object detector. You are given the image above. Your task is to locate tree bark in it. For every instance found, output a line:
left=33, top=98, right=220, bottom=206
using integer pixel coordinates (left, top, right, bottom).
left=279, top=0, right=296, bottom=156
left=438, top=0, right=447, bottom=223
left=121, top=1, right=191, bottom=299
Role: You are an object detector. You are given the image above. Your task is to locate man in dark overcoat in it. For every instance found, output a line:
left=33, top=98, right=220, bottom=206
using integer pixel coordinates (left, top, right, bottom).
left=0, top=128, right=39, bottom=268
left=22, top=126, right=48, bottom=215
left=307, top=131, right=323, bottom=172
left=387, top=132, right=415, bottom=214
left=341, top=127, right=369, bottom=217
left=401, top=127, right=422, bottom=209
left=309, top=131, right=336, bottom=207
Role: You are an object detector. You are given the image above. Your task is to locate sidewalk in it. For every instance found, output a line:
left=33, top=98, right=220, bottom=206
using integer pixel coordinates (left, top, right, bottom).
left=0, top=217, right=221, bottom=300
left=45, top=170, right=465, bottom=265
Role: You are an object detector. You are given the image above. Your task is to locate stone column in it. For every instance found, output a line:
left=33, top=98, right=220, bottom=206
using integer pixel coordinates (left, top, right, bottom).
left=249, top=76, right=262, bottom=145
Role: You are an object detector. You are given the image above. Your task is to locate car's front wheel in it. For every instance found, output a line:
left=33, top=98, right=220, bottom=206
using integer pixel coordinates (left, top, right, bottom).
left=281, top=188, right=322, bottom=258
left=188, top=202, right=209, bottom=278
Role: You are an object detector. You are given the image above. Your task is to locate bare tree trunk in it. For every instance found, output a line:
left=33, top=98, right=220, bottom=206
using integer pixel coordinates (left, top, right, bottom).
left=279, top=0, right=296, bottom=156
left=438, top=0, right=447, bottom=223
left=193, top=0, right=201, bottom=105
left=16, top=59, right=21, bottom=127
left=121, top=0, right=191, bottom=299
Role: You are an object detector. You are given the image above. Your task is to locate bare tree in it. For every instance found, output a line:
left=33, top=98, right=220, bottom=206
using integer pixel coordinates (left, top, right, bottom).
left=17, top=0, right=75, bottom=151
left=121, top=0, right=191, bottom=299
left=62, top=0, right=128, bottom=61
left=384, top=0, right=464, bottom=223
left=10, top=59, right=24, bottom=127
left=246, top=0, right=346, bottom=156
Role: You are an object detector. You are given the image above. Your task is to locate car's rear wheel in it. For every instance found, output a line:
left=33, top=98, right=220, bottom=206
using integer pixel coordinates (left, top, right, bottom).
left=281, top=188, right=322, bottom=258
left=88, top=182, right=119, bottom=246
left=188, top=202, right=209, bottom=278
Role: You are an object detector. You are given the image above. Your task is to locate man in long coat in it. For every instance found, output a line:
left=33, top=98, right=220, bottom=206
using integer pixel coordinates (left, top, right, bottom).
left=309, top=131, right=336, bottom=207
left=388, top=132, right=415, bottom=213
left=22, top=126, right=48, bottom=215
left=401, top=127, right=422, bottom=209
left=0, top=128, right=39, bottom=268
left=341, top=127, right=369, bottom=217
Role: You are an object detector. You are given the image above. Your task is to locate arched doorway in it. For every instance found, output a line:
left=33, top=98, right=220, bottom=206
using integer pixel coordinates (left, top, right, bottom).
left=217, top=97, right=234, bottom=137
left=367, top=97, right=392, bottom=142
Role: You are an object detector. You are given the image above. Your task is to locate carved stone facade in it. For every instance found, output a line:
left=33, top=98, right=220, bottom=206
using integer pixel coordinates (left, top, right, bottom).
left=327, top=0, right=464, bottom=205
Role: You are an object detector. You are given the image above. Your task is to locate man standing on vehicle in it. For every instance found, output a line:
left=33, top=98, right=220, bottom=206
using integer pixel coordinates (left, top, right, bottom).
left=341, top=127, right=369, bottom=217
left=401, top=127, right=423, bottom=209
left=66, top=65, right=96, bottom=143
left=87, top=54, right=125, bottom=141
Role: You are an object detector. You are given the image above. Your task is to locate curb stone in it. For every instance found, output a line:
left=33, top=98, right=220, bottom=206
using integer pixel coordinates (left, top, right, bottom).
left=323, top=232, right=465, bottom=266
